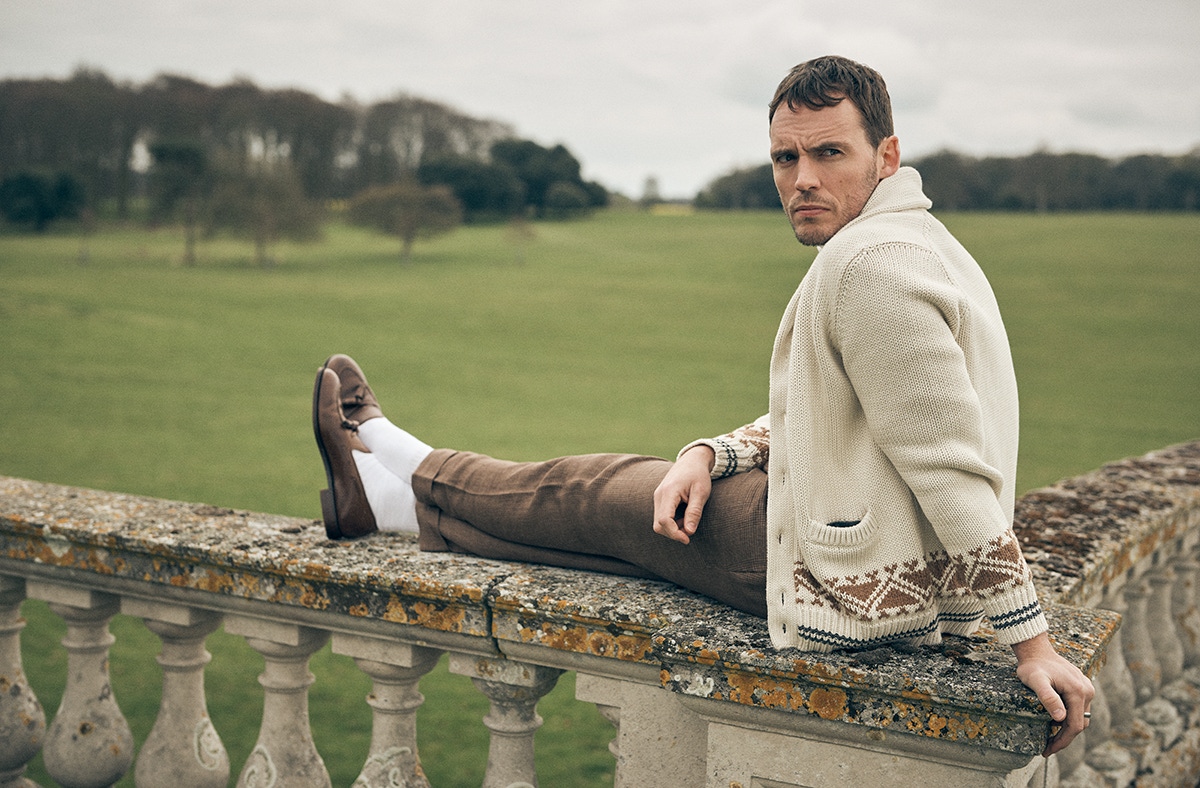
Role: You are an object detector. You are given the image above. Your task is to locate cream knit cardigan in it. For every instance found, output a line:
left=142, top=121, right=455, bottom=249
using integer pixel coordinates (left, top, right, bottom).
left=687, top=167, right=1047, bottom=652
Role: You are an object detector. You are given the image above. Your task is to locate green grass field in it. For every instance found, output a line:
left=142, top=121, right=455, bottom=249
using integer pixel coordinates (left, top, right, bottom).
left=2, top=209, right=1198, bottom=785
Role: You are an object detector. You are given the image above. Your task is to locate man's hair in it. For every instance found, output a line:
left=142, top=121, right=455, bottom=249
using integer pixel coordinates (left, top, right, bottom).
left=768, top=56, right=894, bottom=148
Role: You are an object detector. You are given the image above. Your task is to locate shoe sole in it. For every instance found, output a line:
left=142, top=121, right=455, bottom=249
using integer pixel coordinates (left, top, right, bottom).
left=312, top=359, right=343, bottom=539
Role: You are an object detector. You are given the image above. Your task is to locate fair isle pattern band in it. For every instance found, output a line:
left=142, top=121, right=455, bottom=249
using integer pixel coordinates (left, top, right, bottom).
left=793, top=530, right=1032, bottom=622
left=714, top=423, right=771, bottom=477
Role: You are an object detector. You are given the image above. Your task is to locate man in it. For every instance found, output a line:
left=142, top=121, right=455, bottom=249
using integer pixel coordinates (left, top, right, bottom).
left=312, top=55, right=1094, bottom=756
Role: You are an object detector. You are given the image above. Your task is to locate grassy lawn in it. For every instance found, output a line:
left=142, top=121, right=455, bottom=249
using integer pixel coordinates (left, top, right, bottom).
left=2, top=209, right=1198, bottom=785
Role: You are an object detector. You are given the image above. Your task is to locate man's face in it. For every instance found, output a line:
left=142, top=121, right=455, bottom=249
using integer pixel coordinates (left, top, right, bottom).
left=769, top=99, right=899, bottom=246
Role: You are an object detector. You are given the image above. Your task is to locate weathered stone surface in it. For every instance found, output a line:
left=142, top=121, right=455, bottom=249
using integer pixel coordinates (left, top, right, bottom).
left=0, top=476, right=513, bottom=639
left=490, top=566, right=721, bottom=665
left=0, top=470, right=1124, bottom=759
left=1014, top=441, right=1200, bottom=605
left=652, top=601, right=1118, bottom=756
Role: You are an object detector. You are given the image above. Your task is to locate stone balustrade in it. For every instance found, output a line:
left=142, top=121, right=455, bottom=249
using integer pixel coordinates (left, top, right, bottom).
left=0, top=440, right=1197, bottom=787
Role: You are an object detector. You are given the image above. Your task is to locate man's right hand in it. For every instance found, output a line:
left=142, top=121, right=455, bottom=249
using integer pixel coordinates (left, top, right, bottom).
left=652, top=446, right=716, bottom=544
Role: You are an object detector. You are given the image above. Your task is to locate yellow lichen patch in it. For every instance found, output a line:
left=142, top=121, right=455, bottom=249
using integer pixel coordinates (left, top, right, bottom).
left=806, top=687, right=849, bottom=720
left=407, top=601, right=466, bottom=632
left=725, top=671, right=805, bottom=711
left=609, top=633, right=653, bottom=662
left=348, top=603, right=370, bottom=617
left=35, top=543, right=73, bottom=566
left=926, top=714, right=949, bottom=737
left=298, top=563, right=331, bottom=581
left=407, top=577, right=483, bottom=603
left=298, top=586, right=330, bottom=610
left=514, top=623, right=653, bottom=661
left=943, top=714, right=988, bottom=740
left=193, top=570, right=238, bottom=594
left=907, top=710, right=987, bottom=740
left=383, top=597, right=412, bottom=624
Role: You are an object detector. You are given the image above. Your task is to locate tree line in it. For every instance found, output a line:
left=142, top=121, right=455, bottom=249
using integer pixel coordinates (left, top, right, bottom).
left=695, top=148, right=1200, bottom=212
left=0, top=69, right=607, bottom=261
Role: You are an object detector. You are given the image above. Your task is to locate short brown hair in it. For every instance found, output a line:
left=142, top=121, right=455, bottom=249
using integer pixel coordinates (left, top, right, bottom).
left=769, top=56, right=894, bottom=148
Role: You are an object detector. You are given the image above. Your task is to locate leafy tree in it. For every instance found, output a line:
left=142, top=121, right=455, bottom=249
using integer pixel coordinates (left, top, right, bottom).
left=694, top=164, right=777, bottom=210
left=207, top=160, right=323, bottom=266
left=347, top=181, right=462, bottom=261
left=1165, top=152, right=1200, bottom=210
left=417, top=154, right=525, bottom=222
left=0, top=170, right=83, bottom=231
left=490, top=139, right=606, bottom=217
left=543, top=181, right=591, bottom=219
left=349, top=96, right=514, bottom=195
left=0, top=69, right=139, bottom=219
left=148, top=139, right=208, bottom=265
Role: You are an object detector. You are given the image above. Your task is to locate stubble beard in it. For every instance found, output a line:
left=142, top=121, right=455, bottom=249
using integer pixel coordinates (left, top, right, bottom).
left=788, top=168, right=882, bottom=247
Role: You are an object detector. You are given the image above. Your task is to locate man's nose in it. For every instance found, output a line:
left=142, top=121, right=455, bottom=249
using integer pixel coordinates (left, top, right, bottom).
left=792, top=158, right=819, bottom=192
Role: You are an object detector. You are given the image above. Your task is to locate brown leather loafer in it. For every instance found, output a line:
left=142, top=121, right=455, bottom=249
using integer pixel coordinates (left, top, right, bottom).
left=322, top=354, right=384, bottom=427
left=312, top=366, right=377, bottom=539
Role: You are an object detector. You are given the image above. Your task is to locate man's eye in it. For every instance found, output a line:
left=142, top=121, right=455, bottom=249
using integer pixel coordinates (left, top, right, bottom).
left=819, top=148, right=843, bottom=157
left=774, top=152, right=796, bottom=163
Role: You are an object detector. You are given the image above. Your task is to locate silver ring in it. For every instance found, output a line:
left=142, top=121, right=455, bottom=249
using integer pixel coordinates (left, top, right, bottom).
left=1082, top=712, right=1092, bottom=719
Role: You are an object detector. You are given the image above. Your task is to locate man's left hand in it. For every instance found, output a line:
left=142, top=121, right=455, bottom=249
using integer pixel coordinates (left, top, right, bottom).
left=1011, top=632, right=1096, bottom=756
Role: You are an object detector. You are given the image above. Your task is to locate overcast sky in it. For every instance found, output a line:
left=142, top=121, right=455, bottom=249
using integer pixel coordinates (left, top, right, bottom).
left=2, top=0, right=1198, bottom=197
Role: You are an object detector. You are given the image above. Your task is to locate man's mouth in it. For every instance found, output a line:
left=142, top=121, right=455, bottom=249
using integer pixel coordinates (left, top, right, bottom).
left=791, top=203, right=829, bottom=218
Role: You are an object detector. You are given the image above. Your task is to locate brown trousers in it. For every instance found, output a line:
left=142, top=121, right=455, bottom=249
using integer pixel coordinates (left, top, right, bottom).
left=412, top=449, right=768, bottom=617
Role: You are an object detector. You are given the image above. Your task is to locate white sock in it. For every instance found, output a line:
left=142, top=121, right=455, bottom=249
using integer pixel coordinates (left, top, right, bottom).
left=356, top=417, right=433, bottom=482
left=352, top=451, right=420, bottom=533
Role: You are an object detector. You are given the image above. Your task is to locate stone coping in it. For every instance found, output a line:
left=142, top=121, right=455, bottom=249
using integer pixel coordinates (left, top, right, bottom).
left=1013, top=441, right=1200, bottom=605
left=655, top=603, right=1117, bottom=755
left=1, top=472, right=1118, bottom=756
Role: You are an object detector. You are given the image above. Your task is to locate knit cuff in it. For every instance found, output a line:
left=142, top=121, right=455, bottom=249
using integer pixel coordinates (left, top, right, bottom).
left=984, top=584, right=1049, bottom=646
left=677, top=438, right=740, bottom=479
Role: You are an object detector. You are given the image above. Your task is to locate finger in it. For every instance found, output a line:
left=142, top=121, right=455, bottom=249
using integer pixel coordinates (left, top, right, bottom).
left=654, top=515, right=690, bottom=544
left=681, top=487, right=709, bottom=535
left=1031, top=676, right=1067, bottom=722
left=651, top=485, right=682, bottom=535
left=651, top=489, right=691, bottom=544
left=1044, top=719, right=1082, bottom=757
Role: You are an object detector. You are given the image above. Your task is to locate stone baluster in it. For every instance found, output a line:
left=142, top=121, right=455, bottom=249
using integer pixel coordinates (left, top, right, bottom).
left=1122, top=578, right=1162, bottom=705
left=122, top=599, right=228, bottom=787
left=1081, top=684, right=1137, bottom=788
left=1055, top=728, right=1090, bottom=787
left=593, top=703, right=621, bottom=760
left=449, top=654, right=563, bottom=788
left=27, top=582, right=134, bottom=788
left=1098, top=584, right=1156, bottom=773
left=0, top=576, right=45, bottom=788
left=1171, top=554, right=1200, bottom=673
left=576, top=672, right=708, bottom=787
left=225, top=616, right=331, bottom=787
left=1146, top=565, right=1186, bottom=686
left=330, top=633, right=442, bottom=787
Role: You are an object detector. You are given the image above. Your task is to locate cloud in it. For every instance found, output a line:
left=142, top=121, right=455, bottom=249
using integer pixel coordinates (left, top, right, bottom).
left=2, top=0, right=1198, bottom=195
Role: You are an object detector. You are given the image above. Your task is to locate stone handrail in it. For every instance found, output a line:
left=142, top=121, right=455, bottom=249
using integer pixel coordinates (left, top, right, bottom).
left=0, top=440, right=1197, bottom=787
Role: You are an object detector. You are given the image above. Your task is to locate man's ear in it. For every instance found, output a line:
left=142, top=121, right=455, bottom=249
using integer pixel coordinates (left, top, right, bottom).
left=877, top=135, right=901, bottom=179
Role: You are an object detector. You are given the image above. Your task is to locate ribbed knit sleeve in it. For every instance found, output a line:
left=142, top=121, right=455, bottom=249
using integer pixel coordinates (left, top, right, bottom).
left=832, top=241, right=1045, bottom=645
left=678, top=414, right=770, bottom=479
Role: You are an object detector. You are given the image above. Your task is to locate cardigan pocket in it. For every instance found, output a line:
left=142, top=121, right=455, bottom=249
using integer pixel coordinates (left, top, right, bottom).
left=805, top=510, right=876, bottom=548
left=801, top=511, right=932, bottom=619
